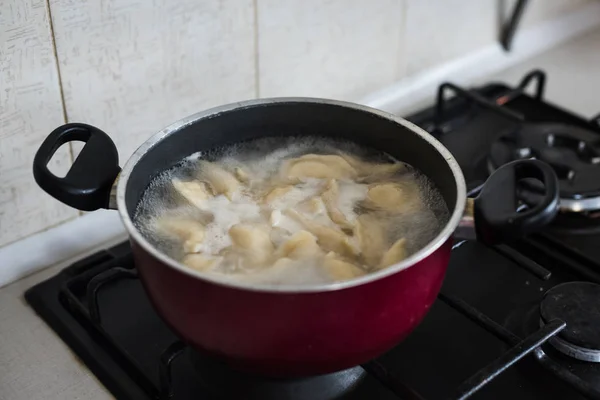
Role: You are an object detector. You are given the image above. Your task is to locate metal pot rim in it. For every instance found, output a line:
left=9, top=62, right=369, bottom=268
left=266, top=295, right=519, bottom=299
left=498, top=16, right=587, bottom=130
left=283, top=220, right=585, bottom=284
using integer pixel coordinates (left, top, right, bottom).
left=115, top=97, right=467, bottom=293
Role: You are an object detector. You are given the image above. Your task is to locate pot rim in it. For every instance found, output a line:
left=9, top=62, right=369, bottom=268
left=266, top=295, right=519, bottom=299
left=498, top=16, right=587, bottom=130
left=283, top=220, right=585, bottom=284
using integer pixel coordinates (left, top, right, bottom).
left=116, top=97, right=467, bottom=293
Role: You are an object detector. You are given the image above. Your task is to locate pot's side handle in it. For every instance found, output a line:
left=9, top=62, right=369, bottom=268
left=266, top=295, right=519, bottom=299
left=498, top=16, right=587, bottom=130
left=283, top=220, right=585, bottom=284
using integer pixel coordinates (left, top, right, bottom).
left=33, top=123, right=121, bottom=211
left=456, top=159, right=559, bottom=244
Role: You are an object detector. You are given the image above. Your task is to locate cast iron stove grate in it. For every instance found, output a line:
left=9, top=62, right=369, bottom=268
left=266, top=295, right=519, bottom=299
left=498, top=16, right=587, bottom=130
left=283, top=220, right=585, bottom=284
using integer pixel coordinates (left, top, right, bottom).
left=409, top=70, right=600, bottom=239
left=408, top=69, right=600, bottom=281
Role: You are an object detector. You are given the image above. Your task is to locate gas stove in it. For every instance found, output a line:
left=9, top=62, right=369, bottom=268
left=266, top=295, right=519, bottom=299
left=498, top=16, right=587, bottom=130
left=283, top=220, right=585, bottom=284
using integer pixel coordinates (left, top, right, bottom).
left=26, top=70, right=600, bottom=399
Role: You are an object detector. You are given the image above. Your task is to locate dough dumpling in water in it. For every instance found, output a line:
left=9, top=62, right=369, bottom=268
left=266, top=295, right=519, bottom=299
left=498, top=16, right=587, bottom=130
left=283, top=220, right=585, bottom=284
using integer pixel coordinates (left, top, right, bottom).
left=287, top=210, right=358, bottom=258
left=365, top=181, right=421, bottom=213
left=154, top=216, right=205, bottom=253
left=321, top=179, right=352, bottom=229
left=284, top=154, right=357, bottom=180
left=183, top=254, right=221, bottom=272
left=172, top=179, right=210, bottom=208
left=197, top=161, right=240, bottom=200
left=340, top=154, right=404, bottom=181
left=354, top=214, right=387, bottom=268
left=323, top=252, right=366, bottom=281
left=229, top=224, right=274, bottom=265
left=297, top=197, right=327, bottom=216
left=379, top=237, right=408, bottom=269
left=234, top=167, right=250, bottom=183
left=275, top=230, right=322, bottom=259
left=263, top=185, right=293, bottom=204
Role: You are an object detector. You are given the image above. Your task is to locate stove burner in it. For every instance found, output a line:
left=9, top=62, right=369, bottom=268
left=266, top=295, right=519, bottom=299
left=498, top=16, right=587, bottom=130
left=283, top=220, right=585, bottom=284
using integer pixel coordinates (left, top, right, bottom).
left=489, top=123, right=600, bottom=212
left=190, top=351, right=366, bottom=400
left=540, top=282, right=600, bottom=362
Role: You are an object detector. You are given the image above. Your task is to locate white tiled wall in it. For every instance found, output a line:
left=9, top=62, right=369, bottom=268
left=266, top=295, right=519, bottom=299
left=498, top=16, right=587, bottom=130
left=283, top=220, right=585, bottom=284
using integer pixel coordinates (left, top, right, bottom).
left=519, top=0, right=592, bottom=27
left=402, top=0, right=594, bottom=76
left=257, top=0, right=405, bottom=100
left=0, top=0, right=78, bottom=247
left=0, top=0, right=594, bottom=247
left=403, top=0, right=497, bottom=75
left=50, top=0, right=256, bottom=161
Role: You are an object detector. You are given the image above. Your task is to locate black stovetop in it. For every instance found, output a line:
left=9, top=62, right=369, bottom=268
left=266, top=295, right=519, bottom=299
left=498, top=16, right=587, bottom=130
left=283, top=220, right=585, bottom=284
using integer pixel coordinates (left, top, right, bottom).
left=26, top=70, right=600, bottom=399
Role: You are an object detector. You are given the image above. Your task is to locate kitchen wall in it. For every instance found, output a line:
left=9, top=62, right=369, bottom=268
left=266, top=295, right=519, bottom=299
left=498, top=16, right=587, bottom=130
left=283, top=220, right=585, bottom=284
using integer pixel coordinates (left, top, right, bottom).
left=0, top=0, right=594, bottom=248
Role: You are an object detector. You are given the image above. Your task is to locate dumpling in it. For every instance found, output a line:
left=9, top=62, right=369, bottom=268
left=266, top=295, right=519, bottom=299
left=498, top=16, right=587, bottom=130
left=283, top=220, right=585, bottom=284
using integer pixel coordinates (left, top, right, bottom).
left=182, top=233, right=206, bottom=253
left=275, top=230, right=322, bottom=259
left=183, top=254, right=221, bottom=271
left=197, top=161, right=240, bottom=200
left=321, top=179, right=352, bottom=229
left=234, top=167, right=250, bottom=183
left=297, top=196, right=327, bottom=216
left=323, top=252, right=366, bottom=281
left=172, top=179, right=210, bottom=208
left=340, top=154, right=404, bottom=181
left=226, top=257, right=304, bottom=285
left=354, top=214, right=387, bottom=268
left=229, top=224, right=273, bottom=251
left=365, top=181, right=421, bottom=213
left=229, top=224, right=274, bottom=265
left=379, top=237, right=408, bottom=269
left=263, top=185, right=293, bottom=204
left=286, top=210, right=358, bottom=258
left=284, top=154, right=357, bottom=180
left=154, top=216, right=205, bottom=253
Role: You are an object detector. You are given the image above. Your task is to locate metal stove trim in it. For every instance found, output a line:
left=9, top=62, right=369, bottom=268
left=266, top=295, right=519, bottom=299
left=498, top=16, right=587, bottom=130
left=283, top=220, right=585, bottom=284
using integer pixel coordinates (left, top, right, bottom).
left=487, top=159, right=600, bottom=212
left=540, top=319, right=600, bottom=363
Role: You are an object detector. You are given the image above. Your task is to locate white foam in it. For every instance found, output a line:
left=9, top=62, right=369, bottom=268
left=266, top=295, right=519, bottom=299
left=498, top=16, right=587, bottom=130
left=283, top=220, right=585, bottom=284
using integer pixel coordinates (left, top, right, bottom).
left=337, top=180, right=369, bottom=223
left=193, top=193, right=262, bottom=255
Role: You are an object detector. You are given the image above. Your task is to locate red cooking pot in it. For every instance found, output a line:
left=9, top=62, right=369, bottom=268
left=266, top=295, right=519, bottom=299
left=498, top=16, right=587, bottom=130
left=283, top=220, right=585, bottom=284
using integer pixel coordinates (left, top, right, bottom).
left=33, top=98, right=559, bottom=377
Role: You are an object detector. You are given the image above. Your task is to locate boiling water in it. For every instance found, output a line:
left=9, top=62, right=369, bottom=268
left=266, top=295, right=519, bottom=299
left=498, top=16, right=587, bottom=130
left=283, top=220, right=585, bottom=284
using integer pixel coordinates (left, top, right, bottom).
left=134, top=137, right=450, bottom=286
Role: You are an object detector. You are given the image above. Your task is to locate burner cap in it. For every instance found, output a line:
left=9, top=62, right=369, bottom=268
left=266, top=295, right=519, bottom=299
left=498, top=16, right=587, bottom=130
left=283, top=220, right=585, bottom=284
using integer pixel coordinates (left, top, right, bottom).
left=489, top=123, right=600, bottom=212
left=540, top=282, right=600, bottom=362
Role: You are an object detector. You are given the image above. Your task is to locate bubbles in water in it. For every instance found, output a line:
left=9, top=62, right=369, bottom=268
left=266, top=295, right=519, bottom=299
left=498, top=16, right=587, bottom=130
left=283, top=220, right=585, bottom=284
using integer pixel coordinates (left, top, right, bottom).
left=134, top=136, right=450, bottom=286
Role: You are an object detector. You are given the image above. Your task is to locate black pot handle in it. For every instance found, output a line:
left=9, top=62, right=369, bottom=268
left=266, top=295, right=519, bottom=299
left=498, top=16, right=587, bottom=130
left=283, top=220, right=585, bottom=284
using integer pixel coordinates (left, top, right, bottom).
left=477, top=159, right=559, bottom=243
left=33, top=123, right=121, bottom=211
left=456, top=159, right=560, bottom=244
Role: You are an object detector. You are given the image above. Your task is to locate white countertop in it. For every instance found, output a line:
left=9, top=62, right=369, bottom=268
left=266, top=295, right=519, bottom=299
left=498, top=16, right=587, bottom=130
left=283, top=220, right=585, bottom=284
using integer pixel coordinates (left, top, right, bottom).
left=2, top=27, right=600, bottom=400
left=0, top=239, right=123, bottom=400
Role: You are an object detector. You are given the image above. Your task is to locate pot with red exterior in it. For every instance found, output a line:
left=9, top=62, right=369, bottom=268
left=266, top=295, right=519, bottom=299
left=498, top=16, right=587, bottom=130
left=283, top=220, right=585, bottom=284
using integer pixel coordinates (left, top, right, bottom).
left=33, top=98, right=559, bottom=377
